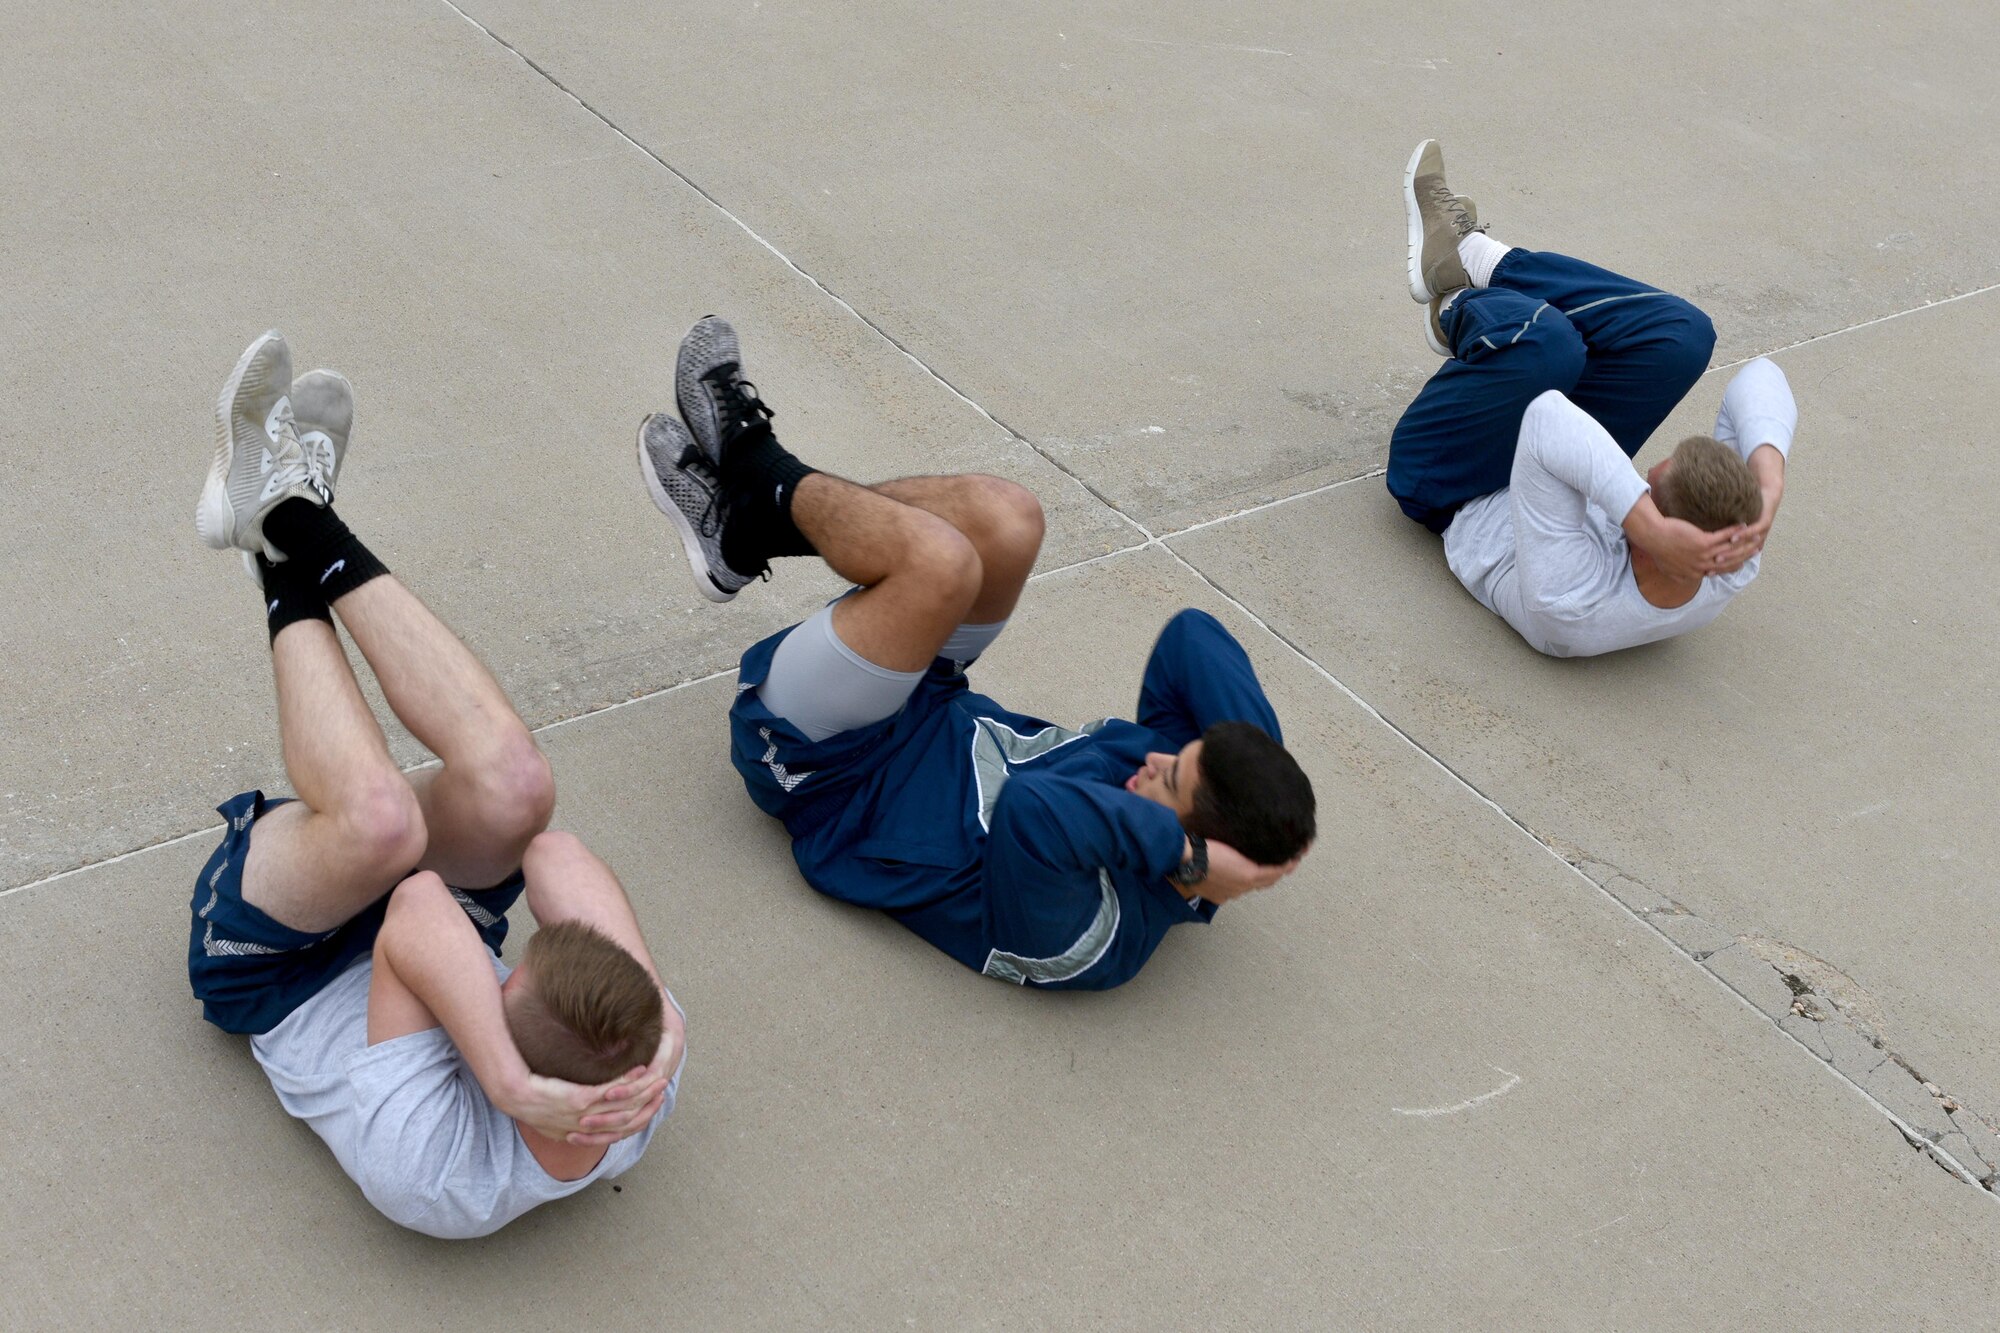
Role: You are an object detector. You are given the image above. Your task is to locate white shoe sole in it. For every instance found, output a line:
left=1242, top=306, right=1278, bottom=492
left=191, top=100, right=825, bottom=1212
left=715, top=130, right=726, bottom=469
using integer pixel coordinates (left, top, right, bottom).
left=197, top=330, right=283, bottom=550
left=637, top=417, right=737, bottom=604
left=1404, top=140, right=1432, bottom=304
left=1423, top=311, right=1450, bottom=357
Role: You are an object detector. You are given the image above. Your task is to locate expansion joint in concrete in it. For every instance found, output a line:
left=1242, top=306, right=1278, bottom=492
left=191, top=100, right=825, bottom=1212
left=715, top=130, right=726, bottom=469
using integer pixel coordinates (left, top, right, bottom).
left=1549, top=847, right=2000, bottom=1195
left=1708, top=280, right=2000, bottom=374
left=1149, top=551, right=1999, bottom=1201
left=435, top=0, right=1151, bottom=544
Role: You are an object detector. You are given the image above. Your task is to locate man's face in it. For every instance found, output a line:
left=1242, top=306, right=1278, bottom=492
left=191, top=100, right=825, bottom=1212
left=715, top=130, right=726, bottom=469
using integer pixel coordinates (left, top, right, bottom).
left=1646, top=454, right=1674, bottom=492
left=1126, top=739, right=1203, bottom=820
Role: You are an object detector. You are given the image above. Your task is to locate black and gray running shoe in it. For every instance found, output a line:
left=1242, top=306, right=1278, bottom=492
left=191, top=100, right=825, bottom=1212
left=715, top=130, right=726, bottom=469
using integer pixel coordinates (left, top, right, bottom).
left=637, top=411, right=759, bottom=603
left=676, top=315, right=739, bottom=467
left=676, top=314, right=779, bottom=468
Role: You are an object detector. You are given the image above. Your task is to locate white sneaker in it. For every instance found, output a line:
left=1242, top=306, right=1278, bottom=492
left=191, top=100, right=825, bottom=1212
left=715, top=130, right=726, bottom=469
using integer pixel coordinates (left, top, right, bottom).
left=197, top=331, right=331, bottom=563
left=291, top=368, right=353, bottom=494
left=237, top=367, right=354, bottom=585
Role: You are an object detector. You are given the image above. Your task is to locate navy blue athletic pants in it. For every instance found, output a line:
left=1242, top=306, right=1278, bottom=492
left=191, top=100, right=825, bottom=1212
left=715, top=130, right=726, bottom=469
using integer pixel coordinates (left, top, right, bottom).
left=1386, top=249, right=1717, bottom=533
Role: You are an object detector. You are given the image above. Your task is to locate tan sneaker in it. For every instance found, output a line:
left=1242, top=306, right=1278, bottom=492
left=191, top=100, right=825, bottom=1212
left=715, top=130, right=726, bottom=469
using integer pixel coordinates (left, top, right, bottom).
left=1425, top=289, right=1468, bottom=357
left=1403, top=140, right=1487, bottom=302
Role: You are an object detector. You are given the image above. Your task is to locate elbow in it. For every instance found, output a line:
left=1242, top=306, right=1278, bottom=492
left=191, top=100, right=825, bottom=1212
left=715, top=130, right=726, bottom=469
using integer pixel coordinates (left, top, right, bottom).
left=380, top=870, right=451, bottom=936
left=463, top=739, right=558, bottom=851
left=1520, top=389, right=1574, bottom=444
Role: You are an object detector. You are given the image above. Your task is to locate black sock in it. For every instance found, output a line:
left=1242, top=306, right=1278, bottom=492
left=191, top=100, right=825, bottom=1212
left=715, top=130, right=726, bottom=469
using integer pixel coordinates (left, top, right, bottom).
left=719, top=427, right=818, bottom=571
left=259, top=555, right=333, bottom=644
left=262, top=500, right=389, bottom=603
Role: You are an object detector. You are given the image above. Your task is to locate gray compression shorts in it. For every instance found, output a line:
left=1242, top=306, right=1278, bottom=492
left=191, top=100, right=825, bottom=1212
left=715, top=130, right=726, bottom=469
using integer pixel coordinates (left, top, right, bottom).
left=757, top=602, right=1008, bottom=743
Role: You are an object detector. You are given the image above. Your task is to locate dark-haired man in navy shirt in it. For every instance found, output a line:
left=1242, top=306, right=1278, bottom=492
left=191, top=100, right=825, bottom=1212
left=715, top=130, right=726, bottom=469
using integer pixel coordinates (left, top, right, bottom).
left=637, top=317, right=1316, bottom=988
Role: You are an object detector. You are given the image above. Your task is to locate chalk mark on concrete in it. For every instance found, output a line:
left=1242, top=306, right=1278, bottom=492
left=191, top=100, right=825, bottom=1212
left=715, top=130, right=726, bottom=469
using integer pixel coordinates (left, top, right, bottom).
left=1158, top=546, right=2000, bottom=1201
left=1392, top=1067, right=1521, bottom=1118
left=1121, top=36, right=1295, bottom=57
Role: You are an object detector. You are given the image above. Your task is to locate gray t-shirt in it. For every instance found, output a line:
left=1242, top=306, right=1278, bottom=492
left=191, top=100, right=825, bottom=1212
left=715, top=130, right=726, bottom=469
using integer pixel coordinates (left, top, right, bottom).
left=1443, top=358, right=1797, bottom=658
left=250, top=955, right=680, bottom=1239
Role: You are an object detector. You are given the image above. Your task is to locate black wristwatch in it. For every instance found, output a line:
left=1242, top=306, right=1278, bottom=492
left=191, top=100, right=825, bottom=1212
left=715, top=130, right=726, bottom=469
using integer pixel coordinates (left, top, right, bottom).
left=1170, top=834, right=1209, bottom=888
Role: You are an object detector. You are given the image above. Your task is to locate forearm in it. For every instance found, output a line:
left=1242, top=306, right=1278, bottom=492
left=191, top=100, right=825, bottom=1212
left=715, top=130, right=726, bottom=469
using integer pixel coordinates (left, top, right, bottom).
left=1619, top=492, right=1671, bottom=554
left=521, top=832, right=681, bottom=1079
left=522, top=832, right=662, bottom=987
left=1750, top=443, right=1785, bottom=513
left=1135, top=610, right=1282, bottom=744
left=377, top=876, right=532, bottom=1108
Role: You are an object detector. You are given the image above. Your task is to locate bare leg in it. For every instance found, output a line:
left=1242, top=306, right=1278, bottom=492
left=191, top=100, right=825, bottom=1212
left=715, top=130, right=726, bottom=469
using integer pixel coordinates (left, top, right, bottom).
left=330, top=576, right=555, bottom=888
left=787, top=473, right=985, bottom=673
left=869, top=474, right=1044, bottom=624
left=241, top=621, right=426, bottom=933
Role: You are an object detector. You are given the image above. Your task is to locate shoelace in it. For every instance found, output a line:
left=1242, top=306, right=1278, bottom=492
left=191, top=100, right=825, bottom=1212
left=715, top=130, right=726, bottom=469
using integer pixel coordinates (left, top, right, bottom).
left=1427, top=182, right=1486, bottom=239
left=679, top=448, right=728, bottom=539
left=679, top=445, right=772, bottom=581
left=264, top=407, right=317, bottom=492
left=704, top=369, right=776, bottom=441
left=300, top=433, right=337, bottom=493
left=1424, top=179, right=1488, bottom=239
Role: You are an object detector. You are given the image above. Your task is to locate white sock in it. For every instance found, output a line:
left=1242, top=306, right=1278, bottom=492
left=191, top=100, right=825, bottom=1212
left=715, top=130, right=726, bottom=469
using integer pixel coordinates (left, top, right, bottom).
left=1458, top=233, right=1512, bottom=288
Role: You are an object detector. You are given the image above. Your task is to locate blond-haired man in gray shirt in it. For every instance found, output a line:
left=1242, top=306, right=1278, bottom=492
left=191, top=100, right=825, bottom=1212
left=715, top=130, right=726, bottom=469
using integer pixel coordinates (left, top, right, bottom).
left=188, top=332, right=685, bottom=1237
left=1389, top=142, right=1795, bottom=656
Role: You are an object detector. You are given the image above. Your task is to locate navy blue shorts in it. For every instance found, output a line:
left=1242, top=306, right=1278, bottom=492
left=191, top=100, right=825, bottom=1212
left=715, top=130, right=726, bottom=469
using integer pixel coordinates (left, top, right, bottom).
left=187, top=790, right=523, bottom=1035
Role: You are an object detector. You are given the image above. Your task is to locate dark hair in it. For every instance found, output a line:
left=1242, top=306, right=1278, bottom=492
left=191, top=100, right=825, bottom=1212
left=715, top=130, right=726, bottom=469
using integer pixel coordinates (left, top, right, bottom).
left=1185, top=721, right=1315, bottom=865
left=506, top=920, right=664, bottom=1085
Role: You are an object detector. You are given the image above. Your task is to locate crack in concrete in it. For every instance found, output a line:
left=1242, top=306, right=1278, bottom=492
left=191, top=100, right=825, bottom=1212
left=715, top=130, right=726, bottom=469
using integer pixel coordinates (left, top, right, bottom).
left=1550, top=847, right=1999, bottom=1193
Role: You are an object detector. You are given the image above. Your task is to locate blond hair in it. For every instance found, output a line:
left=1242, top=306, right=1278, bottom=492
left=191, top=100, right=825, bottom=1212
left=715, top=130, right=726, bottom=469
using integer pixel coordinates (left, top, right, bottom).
left=1655, top=435, right=1762, bottom=532
left=505, top=920, right=663, bottom=1084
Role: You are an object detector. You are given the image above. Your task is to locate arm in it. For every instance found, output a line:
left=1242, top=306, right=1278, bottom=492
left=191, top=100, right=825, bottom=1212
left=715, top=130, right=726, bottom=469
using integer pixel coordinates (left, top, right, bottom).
left=979, top=772, right=1186, bottom=988
left=1620, top=494, right=1746, bottom=581
left=1135, top=609, right=1282, bottom=748
left=368, top=872, right=660, bottom=1146
left=1511, top=391, right=1738, bottom=590
left=988, top=772, right=1291, bottom=900
left=988, top=772, right=1187, bottom=886
left=1714, top=358, right=1797, bottom=558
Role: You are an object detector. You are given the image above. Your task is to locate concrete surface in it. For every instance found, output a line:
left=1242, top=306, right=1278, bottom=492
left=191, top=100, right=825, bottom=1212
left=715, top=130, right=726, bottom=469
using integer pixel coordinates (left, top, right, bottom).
left=4, top=0, right=1998, bottom=1326
left=6, top=557, right=1998, bottom=1329
left=461, top=0, right=2000, bottom=529
left=0, top=0, right=1135, bottom=887
left=1172, top=300, right=2000, bottom=1152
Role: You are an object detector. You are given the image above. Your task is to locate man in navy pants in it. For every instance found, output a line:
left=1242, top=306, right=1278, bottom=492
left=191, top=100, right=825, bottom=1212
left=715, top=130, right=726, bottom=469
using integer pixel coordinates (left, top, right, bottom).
left=1385, top=142, right=1794, bottom=657
left=636, top=316, right=1317, bottom=988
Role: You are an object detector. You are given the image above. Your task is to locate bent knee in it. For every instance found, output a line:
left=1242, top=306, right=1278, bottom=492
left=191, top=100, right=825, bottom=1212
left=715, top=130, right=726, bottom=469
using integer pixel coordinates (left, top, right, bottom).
left=1517, top=314, right=1589, bottom=388
left=970, top=475, right=1046, bottom=560
left=906, top=512, right=984, bottom=608
left=471, top=737, right=556, bottom=843
left=340, top=777, right=428, bottom=879
left=1658, top=300, right=1718, bottom=382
